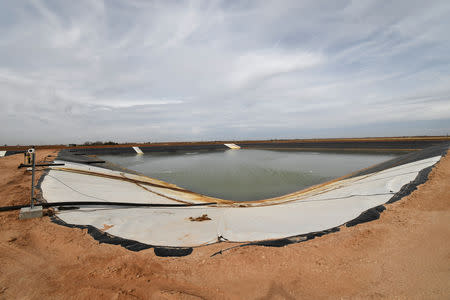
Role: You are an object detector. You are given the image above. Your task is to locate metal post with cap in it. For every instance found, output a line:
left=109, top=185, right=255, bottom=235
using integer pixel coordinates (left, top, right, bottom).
left=18, top=146, right=43, bottom=219
left=30, top=147, right=36, bottom=208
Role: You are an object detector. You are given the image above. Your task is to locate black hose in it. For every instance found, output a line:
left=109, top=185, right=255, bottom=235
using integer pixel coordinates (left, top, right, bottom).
left=0, top=205, right=27, bottom=212
left=0, top=201, right=217, bottom=212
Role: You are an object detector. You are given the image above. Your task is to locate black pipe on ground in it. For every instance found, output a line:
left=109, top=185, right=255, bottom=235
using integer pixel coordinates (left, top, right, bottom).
left=18, top=163, right=66, bottom=169
left=0, top=201, right=217, bottom=212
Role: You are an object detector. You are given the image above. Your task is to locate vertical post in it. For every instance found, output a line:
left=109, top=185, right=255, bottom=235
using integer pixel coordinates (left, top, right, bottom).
left=30, top=149, right=36, bottom=208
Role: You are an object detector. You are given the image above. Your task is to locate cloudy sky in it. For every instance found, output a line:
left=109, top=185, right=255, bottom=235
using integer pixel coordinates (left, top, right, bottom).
left=1, top=0, right=450, bottom=145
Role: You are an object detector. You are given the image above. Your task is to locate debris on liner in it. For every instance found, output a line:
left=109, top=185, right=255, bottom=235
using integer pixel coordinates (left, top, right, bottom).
left=189, top=214, right=211, bottom=222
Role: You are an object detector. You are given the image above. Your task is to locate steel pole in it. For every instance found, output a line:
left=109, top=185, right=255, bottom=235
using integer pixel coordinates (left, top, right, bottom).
left=30, top=150, right=35, bottom=208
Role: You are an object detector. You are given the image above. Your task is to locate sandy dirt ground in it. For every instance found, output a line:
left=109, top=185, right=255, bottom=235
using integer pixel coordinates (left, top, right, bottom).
left=0, top=150, right=449, bottom=299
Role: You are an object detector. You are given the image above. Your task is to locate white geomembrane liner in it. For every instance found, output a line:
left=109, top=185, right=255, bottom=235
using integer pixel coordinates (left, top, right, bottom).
left=41, top=156, right=442, bottom=247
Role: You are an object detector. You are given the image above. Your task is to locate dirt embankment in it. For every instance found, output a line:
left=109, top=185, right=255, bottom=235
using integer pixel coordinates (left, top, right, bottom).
left=0, top=150, right=449, bottom=299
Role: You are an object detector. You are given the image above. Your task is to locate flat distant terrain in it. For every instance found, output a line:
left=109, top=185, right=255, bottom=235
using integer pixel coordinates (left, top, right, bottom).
left=1, top=136, right=450, bottom=151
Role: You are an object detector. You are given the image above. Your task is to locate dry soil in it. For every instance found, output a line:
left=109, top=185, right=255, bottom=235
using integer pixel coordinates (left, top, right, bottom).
left=0, top=149, right=449, bottom=299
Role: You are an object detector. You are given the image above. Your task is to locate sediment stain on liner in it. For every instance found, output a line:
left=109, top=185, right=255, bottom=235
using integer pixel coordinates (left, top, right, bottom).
left=40, top=147, right=444, bottom=249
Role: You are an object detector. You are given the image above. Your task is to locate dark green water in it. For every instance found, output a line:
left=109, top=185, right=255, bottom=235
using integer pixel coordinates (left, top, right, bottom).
left=100, top=149, right=400, bottom=201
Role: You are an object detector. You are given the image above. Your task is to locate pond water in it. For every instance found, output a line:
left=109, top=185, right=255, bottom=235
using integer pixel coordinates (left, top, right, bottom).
left=99, top=149, right=401, bottom=201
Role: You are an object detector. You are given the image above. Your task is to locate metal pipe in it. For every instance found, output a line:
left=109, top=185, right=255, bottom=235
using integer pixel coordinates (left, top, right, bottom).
left=30, top=150, right=35, bottom=208
left=0, top=201, right=218, bottom=212
left=18, top=163, right=65, bottom=169
left=83, top=160, right=106, bottom=164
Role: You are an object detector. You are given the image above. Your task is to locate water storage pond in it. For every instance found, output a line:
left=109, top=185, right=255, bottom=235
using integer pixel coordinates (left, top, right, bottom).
left=99, top=149, right=402, bottom=202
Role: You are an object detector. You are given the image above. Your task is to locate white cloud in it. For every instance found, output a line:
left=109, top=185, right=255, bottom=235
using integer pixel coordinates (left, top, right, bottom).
left=230, top=50, right=324, bottom=87
left=0, top=0, right=449, bottom=144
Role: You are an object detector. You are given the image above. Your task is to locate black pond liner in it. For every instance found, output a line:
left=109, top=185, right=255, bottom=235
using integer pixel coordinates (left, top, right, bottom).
left=61, top=144, right=229, bottom=156
left=386, top=166, right=434, bottom=204
left=340, top=146, right=447, bottom=228
left=57, top=150, right=109, bottom=164
left=154, top=247, right=193, bottom=257
left=345, top=205, right=386, bottom=227
left=39, top=144, right=448, bottom=257
left=3, top=150, right=26, bottom=156
left=237, top=139, right=448, bottom=150
left=348, top=143, right=449, bottom=178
